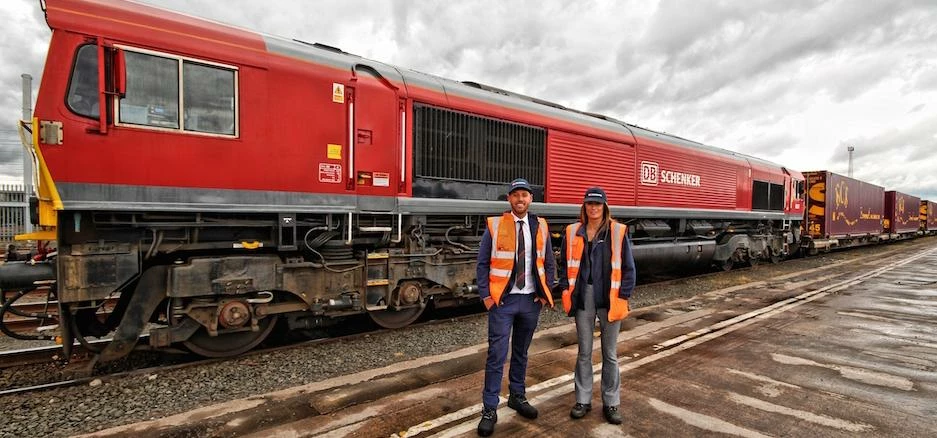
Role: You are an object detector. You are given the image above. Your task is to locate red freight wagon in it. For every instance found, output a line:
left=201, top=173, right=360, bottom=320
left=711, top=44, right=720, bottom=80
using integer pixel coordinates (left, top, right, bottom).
left=804, top=171, right=884, bottom=250
left=884, top=191, right=920, bottom=235
left=921, top=200, right=937, bottom=233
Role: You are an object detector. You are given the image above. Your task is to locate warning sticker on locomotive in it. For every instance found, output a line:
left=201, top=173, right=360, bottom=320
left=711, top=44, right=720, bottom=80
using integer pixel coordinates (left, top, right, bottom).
left=332, top=83, right=345, bottom=103
left=327, top=143, right=342, bottom=160
left=373, top=172, right=390, bottom=187
left=319, top=163, right=342, bottom=183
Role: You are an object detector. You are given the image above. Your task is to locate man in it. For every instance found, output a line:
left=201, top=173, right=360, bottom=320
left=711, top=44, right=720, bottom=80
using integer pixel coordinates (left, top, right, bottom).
left=475, top=178, right=556, bottom=437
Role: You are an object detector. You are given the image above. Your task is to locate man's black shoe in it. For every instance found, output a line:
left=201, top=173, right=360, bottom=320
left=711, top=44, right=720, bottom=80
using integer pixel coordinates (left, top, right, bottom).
left=570, top=402, right=591, bottom=419
left=603, top=405, right=623, bottom=425
left=477, top=406, right=497, bottom=436
left=507, top=393, right=539, bottom=419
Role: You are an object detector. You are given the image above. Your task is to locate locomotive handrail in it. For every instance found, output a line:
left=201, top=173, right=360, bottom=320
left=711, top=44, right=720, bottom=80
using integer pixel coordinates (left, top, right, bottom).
left=15, top=119, right=60, bottom=241
left=350, top=63, right=399, bottom=92
left=17, top=120, right=39, bottom=196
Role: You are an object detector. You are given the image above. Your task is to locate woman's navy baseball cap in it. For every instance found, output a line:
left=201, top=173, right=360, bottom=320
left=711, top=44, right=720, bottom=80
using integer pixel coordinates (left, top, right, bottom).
left=583, top=186, right=607, bottom=204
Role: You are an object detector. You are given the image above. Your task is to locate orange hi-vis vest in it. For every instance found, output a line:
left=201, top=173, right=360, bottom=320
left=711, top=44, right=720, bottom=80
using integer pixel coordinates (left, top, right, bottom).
left=486, top=212, right=554, bottom=307
left=561, top=221, right=630, bottom=321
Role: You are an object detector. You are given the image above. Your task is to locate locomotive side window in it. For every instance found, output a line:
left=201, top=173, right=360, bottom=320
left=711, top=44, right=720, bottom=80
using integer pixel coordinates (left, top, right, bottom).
left=752, top=180, right=785, bottom=211
left=115, top=46, right=238, bottom=137
left=183, top=62, right=235, bottom=135
left=120, top=51, right=180, bottom=128
left=769, top=182, right=784, bottom=210
left=66, top=45, right=100, bottom=118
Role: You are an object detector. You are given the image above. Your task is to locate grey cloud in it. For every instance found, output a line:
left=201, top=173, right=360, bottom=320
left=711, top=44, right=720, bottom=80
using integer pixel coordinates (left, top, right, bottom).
left=730, top=131, right=800, bottom=160
left=2, top=0, right=935, bottom=201
left=835, top=113, right=937, bottom=197
left=0, top=1, right=49, bottom=183
left=912, top=67, right=937, bottom=92
left=618, top=0, right=931, bottom=105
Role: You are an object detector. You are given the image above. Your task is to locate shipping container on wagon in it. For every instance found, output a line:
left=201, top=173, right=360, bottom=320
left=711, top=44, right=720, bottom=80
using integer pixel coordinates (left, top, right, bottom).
left=804, top=171, right=884, bottom=239
left=922, top=200, right=937, bottom=232
left=884, top=191, right=921, bottom=234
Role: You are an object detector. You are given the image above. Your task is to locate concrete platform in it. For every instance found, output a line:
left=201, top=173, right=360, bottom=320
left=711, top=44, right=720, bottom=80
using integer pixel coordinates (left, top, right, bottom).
left=82, top=244, right=937, bottom=437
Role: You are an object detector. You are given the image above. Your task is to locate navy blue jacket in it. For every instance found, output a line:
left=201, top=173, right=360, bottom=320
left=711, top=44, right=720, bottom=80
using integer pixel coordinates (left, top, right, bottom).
left=555, top=223, right=636, bottom=313
left=476, top=212, right=557, bottom=304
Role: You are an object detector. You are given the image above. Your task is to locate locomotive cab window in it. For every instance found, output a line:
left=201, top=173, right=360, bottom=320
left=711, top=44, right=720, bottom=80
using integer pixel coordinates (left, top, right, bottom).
left=66, top=44, right=100, bottom=118
left=115, top=46, right=238, bottom=137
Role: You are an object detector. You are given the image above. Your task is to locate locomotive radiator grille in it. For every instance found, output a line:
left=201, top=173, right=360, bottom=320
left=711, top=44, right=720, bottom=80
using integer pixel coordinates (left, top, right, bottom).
left=413, top=104, right=546, bottom=201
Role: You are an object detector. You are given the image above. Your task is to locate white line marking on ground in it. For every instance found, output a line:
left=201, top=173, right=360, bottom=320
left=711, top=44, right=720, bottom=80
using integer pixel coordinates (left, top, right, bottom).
left=647, top=397, right=772, bottom=438
left=725, top=368, right=800, bottom=397
left=770, top=353, right=914, bottom=391
left=728, top=393, right=875, bottom=432
left=835, top=311, right=892, bottom=322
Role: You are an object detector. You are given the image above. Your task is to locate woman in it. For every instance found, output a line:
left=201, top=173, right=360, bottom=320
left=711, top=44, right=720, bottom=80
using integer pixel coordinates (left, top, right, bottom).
left=555, top=186, right=636, bottom=425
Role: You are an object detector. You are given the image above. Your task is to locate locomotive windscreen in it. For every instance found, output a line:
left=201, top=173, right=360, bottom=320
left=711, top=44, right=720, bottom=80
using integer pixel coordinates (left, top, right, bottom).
left=412, top=104, right=546, bottom=201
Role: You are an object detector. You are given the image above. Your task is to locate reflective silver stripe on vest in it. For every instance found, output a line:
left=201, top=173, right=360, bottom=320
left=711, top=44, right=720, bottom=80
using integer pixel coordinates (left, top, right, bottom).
left=567, top=223, right=581, bottom=289
left=536, top=220, right=549, bottom=257
left=490, top=268, right=512, bottom=277
left=610, top=222, right=624, bottom=294
left=488, top=216, right=503, bottom=265
left=494, top=250, right=515, bottom=259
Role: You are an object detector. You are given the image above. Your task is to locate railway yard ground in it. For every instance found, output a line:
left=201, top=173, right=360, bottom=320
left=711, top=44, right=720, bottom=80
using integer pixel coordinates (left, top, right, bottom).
left=2, top=236, right=936, bottom=437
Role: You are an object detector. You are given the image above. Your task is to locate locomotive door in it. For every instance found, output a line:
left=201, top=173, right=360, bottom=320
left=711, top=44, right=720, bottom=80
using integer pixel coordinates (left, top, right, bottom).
left=350, top=66, right=401, bottom=212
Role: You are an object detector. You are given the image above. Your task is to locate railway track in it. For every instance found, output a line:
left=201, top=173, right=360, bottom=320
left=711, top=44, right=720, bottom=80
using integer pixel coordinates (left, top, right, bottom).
left=1, top=291, right=118, bottom=338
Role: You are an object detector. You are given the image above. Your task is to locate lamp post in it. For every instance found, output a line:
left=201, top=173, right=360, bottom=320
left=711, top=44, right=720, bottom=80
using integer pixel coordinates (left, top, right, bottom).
left=21, top=73, right=33, bottom=234
left=847, top=146, right=855, bottom=178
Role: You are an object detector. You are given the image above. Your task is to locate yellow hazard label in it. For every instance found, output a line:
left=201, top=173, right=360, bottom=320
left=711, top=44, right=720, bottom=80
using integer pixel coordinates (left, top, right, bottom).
left=327, top=143, right=342, bottom=160
left=332, top=83, right=345, bottom=103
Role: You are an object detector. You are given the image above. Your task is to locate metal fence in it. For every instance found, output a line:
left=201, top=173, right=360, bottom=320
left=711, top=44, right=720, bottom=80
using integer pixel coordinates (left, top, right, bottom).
left=0, top=184, right=29, bottom=247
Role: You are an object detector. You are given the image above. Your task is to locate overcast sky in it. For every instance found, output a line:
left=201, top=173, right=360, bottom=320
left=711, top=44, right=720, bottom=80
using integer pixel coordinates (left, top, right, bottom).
left=1, top=0, right=935, bottom=200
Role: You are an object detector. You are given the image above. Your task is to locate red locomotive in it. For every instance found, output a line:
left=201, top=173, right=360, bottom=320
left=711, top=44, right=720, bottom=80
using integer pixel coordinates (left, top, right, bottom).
left=4, top=0, right=828, bottom=361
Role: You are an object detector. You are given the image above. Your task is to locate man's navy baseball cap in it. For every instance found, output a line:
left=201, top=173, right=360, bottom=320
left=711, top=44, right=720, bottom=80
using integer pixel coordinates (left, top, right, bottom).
left=583, top=186, right=608, bottom=204
left=509, top=178, right=533, bottom=194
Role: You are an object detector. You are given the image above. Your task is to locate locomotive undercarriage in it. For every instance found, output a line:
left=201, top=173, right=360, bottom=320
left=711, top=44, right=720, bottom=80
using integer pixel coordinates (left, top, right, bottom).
left=628, top=218, right=796, bottom=273
left=3, top=210, right=799, bottom=362
left=52, top=211, right=485, bottom=361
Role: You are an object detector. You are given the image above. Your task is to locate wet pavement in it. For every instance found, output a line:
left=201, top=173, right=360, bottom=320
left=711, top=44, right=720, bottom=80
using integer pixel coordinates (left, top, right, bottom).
left=81, top=243, right=937, bottom=437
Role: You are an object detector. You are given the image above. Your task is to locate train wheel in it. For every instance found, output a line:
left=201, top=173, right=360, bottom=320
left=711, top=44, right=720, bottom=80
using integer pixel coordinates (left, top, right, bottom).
left=720, top=259, right=734, bottom=272
left=182, top=315, right=279, bottom=358
left=369, top=305, right=424, bottom=329
left=748, top=254, right=760, bottom=267
left=769, top=248, right=781, bottom=264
